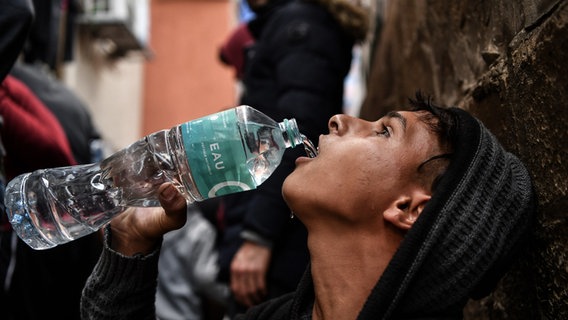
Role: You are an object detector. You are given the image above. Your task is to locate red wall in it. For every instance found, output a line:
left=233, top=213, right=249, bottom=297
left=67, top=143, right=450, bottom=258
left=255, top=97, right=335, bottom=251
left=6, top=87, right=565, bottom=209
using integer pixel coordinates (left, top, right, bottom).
left=143, top=0, right=236, bottom=134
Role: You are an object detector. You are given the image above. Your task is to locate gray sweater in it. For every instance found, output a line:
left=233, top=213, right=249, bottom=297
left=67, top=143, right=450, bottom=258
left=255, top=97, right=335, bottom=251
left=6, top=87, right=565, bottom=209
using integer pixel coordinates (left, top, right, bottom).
left=80, top=227, right=161, bottom=320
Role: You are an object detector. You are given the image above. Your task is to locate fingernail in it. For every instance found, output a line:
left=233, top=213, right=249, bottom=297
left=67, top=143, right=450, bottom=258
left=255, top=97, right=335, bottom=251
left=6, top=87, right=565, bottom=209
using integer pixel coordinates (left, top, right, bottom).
left=161, top=185, right=176, bottom=201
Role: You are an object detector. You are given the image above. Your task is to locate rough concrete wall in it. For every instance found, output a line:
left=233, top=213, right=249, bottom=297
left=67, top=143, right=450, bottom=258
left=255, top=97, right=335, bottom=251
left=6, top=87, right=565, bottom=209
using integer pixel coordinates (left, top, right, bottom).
left=361, top=0, right=567, bottom=319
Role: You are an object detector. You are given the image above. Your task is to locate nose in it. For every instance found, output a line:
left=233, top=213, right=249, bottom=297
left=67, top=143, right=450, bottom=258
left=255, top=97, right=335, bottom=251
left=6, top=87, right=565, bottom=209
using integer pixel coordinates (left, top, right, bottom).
left=328, top=114, right=358, bottom=135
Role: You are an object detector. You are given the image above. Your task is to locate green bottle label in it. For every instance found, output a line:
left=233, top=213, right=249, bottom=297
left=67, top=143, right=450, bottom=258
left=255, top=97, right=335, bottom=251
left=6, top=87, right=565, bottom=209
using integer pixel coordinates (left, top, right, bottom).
left=180, top=109, right=254, bottom=199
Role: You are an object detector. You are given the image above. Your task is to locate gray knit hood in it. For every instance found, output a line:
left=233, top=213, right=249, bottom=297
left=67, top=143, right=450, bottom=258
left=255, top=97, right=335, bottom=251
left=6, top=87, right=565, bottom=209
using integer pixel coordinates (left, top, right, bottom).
left=357, top=108, right=537, bottom=319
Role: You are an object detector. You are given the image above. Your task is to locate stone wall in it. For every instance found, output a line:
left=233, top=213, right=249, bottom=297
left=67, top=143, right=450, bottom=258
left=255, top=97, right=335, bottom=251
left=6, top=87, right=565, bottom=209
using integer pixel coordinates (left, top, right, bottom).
left=361, top=0, right=567, bottom=319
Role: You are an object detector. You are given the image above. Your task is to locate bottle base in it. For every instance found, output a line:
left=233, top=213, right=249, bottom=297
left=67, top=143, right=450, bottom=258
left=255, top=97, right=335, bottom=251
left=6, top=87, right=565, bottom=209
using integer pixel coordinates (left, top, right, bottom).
left=4, top=173, right=57, bottom=250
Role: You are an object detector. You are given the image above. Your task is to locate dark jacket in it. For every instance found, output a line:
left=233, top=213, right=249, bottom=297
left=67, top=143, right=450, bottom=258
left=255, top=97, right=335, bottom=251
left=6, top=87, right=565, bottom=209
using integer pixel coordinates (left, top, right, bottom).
left=10, top=63, right=103, bottom=165
left=0, top=0, right=33, bottom=82
left=218, top=0, right=364, bottom=298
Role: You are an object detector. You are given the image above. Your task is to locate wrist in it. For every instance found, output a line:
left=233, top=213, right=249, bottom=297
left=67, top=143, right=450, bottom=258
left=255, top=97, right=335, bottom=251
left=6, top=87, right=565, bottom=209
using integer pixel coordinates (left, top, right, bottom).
left=107, top=224, right=161, bottom=257
left=241, top=229, right=273, bottom=248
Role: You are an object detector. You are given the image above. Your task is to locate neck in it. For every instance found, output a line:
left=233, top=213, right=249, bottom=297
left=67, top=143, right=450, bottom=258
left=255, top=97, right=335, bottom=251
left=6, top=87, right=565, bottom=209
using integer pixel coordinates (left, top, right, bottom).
left=307, top=222, right=402, bottom=320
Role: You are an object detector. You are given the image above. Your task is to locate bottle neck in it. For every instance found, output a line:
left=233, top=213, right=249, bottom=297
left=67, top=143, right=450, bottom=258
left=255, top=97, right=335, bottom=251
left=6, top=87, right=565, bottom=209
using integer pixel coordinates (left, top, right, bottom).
left=279, top=118, right=303, bottom=148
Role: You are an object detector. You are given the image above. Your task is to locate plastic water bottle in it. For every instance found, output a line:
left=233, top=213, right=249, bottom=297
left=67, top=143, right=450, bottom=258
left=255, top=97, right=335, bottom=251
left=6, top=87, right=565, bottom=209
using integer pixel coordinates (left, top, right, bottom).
left=4, top=105, right=304, bottom=250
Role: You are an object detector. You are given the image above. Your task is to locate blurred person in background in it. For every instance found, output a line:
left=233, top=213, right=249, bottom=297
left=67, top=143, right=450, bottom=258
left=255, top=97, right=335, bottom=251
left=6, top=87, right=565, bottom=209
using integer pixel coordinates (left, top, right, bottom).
left=216, top=0, right=369, bottom=316
left=219, top=22, right=254, bottom=82
left=10, top=62, right=106, bottom=165
left=0, top=67, right=100, bottom=320
left=0, top=1, right=102, bottom=318
left=0, top=3, right=35, bottom=315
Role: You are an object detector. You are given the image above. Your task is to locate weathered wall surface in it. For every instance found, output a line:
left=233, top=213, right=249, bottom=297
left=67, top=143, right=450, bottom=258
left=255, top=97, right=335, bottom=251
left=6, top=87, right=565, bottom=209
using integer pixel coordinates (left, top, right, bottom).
left=361, top=0, right=567, bottom=319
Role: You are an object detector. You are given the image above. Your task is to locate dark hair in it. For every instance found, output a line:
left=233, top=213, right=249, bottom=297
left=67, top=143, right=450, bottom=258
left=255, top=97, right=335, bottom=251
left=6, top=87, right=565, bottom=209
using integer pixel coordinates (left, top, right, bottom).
left=408, top=91, right=457, bottom=192
left=408, top=91, right=457, bottom=148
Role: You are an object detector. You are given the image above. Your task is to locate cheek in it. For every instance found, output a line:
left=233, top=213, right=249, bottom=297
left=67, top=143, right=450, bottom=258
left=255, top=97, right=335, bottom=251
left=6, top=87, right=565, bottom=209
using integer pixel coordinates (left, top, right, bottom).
left=282, top=160, right=337, bottom=213
left=345, top=155, right=405, bottom=211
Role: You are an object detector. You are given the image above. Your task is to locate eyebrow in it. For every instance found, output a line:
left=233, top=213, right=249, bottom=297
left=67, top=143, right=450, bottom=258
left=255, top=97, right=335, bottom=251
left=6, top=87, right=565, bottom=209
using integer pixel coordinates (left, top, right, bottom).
left=385, top=111, right=407, bottom=132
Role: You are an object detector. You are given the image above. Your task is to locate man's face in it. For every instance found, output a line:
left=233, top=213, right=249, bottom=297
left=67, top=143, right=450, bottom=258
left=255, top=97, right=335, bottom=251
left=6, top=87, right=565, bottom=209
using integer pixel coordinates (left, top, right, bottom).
left=282, top=111, right=443, bottom=226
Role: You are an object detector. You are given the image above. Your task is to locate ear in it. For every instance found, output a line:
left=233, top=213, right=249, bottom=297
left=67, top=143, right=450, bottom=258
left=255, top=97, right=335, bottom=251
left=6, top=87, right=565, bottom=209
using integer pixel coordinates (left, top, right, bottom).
left=383, top=190, right=431, bottom=231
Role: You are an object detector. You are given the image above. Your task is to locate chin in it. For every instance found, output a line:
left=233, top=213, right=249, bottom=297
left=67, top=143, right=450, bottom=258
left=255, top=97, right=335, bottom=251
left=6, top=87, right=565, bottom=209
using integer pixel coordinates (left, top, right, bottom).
left=282, top=177, right=292, bottom=202
left=282, top=176, right=300, bottom=211
left=283, top=177, right=316, bottom=220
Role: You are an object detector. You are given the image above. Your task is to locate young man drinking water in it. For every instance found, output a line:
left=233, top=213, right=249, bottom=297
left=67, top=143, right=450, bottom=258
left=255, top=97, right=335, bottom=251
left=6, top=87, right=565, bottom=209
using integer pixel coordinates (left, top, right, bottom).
left=81, top=93, right=535, bottom=320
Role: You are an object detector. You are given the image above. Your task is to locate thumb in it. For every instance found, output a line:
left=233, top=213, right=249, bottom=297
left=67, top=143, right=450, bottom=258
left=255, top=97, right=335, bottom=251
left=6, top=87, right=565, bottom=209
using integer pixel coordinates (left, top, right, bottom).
left=158, top=183, right=188, bottom=231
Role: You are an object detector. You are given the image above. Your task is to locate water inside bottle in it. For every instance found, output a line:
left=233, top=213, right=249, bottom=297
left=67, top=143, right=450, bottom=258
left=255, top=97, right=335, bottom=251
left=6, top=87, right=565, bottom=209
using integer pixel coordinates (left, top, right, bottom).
left=301, top=134, right=318, bottom=158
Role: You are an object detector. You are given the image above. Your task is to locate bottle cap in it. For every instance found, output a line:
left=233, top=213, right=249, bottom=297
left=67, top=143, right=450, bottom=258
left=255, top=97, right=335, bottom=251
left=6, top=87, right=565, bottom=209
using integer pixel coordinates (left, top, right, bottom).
left=280, top=118, right=302, bottom=148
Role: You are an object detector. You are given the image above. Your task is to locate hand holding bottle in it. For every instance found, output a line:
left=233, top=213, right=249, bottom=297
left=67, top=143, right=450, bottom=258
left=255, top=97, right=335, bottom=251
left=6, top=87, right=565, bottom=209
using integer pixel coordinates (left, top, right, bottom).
left=109, top=183, right=188, bottom=256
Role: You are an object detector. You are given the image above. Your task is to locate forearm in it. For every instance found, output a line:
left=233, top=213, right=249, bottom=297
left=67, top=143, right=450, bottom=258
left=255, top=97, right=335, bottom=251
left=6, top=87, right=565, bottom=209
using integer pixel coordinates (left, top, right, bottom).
left=80, top=226, right=161, bottom=320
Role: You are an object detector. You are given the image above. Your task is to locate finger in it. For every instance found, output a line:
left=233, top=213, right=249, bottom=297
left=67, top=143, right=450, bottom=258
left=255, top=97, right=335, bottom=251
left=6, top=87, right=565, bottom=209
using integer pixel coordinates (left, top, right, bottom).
left=231, top=263, right=260, bottom=307
left=236, top=270, right=263, bottom=307
left=231, top=272, right=252, bottom=307
left=252, top=271, right=267, bottom=299
left=157, top=183, right=187, bottom=231
left=243, top=274, right=259, bottom=306
left=247, top=271, right=266, bottom=305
